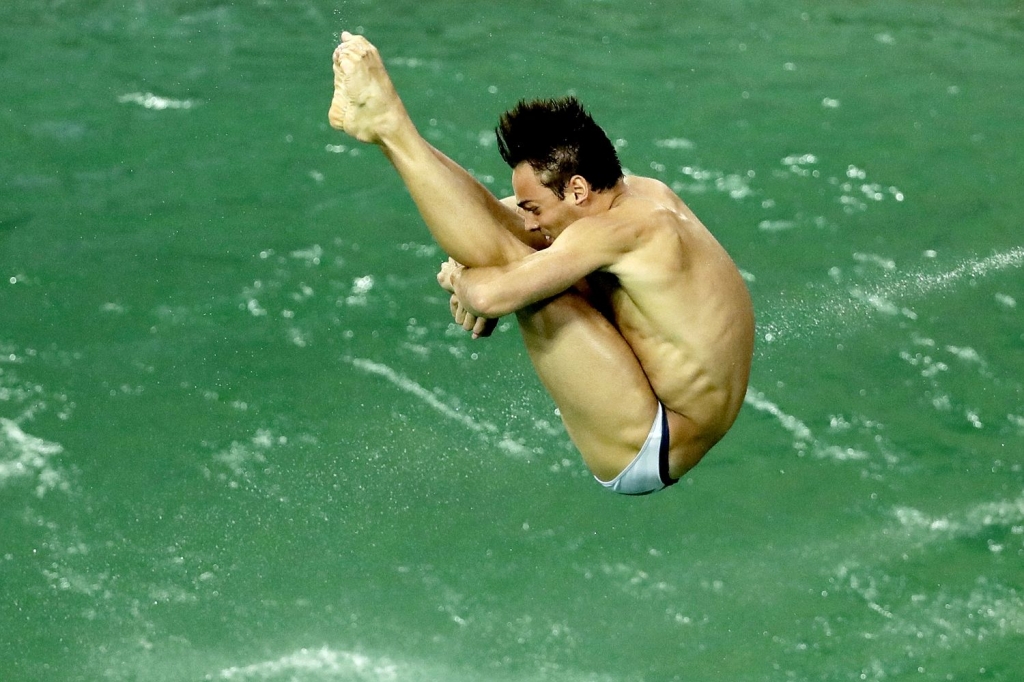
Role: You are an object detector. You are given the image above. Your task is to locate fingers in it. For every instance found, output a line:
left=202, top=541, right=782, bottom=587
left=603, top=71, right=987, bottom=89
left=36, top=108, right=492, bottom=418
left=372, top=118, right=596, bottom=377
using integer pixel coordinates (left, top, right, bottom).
left=452, top=297, right=468, bottom=326
left=436, top=258, right=463, bottom=293
left=449, top=292, right=493, bottom=336
left=437, top=262, right=453, bottom=292
left=472, top=316, right=497, bottom=339
left=441, top=259, right=494, bottom=338
left=461, top=310, right=477, bottom=332
left=456, top=303, right=497, bottom=338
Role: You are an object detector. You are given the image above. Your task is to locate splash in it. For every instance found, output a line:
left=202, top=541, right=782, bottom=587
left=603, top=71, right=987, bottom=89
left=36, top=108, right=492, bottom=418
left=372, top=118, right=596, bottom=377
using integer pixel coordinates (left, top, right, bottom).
left=346, top=357, right=533, bottom=457
left=868, top=247, right=1024, bottom=299
left=758, top=247, right=1024, bottom=347
left=347, top=357, right=494, bottom=436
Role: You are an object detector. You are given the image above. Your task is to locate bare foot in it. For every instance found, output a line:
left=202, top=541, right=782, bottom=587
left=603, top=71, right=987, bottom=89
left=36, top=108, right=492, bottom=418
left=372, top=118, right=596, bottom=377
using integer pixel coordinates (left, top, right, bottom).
left=328, top=32, right=407, bottom=144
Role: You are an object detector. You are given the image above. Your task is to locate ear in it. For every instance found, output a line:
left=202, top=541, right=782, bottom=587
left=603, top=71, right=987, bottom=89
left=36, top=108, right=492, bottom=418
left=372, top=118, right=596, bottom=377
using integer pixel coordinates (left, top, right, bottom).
left=567, top=175, right=591, bottom=205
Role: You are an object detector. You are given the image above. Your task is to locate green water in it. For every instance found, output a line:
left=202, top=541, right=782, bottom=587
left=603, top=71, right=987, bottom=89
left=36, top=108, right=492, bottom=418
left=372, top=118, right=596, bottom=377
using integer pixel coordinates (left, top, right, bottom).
left=2, top=1, right=1023, bottom=680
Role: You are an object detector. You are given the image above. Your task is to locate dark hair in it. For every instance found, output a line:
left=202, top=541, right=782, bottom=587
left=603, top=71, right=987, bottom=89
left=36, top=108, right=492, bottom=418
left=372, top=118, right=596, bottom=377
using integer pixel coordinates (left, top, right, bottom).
left=495, top=96, right=623, bottom=199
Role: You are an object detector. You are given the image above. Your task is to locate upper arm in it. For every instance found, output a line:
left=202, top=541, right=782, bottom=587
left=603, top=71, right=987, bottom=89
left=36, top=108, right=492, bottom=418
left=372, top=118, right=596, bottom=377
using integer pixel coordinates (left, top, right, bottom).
left=461, top=219, right=627, bottom=317
left=512, top=235, right=610, bottom=300
left=532, top=221, right=624, bottom=284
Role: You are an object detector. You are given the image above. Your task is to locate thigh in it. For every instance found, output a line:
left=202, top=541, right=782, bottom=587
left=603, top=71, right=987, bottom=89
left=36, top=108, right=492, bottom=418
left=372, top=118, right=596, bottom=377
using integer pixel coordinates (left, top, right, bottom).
left=515, top=293, right=660, bottom=481
left=391, top=143, right=536, bottom=267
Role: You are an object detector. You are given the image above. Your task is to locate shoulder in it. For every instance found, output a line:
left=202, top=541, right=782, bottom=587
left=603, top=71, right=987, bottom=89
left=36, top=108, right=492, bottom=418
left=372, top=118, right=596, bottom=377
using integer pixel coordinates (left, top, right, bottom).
left=624, top=175, right=677, bottom=200
left=553, top=205, right=656, bottom=266
left=541, top=213, right=633, bottom=274
left=626, top=176, right=692, bottom=217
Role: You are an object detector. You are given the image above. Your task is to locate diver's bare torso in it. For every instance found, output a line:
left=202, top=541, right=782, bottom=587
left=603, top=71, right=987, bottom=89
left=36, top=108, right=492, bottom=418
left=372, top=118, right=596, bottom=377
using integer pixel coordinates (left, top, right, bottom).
left=575, top=175, right=755, bottom=454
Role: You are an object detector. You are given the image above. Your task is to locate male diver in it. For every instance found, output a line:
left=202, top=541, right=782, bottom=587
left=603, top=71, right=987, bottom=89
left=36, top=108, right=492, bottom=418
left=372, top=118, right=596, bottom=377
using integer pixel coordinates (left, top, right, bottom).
left=329, top=32, right=754, bottom=494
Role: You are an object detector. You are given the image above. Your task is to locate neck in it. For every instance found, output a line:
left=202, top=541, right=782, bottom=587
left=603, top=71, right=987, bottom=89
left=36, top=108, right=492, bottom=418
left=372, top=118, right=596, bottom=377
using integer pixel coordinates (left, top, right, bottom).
left=591, top=177, right=629, bottom=213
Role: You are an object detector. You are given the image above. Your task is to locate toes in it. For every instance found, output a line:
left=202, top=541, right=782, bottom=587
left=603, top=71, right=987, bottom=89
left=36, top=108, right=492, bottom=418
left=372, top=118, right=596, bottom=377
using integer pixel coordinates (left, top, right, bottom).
left=338, top=54, right=359, bottom=77
left=340, top=33, right=373, bottom=56
left=338, top=43, right=364, bottom=62
left=340, top=31, right=361, bottom=47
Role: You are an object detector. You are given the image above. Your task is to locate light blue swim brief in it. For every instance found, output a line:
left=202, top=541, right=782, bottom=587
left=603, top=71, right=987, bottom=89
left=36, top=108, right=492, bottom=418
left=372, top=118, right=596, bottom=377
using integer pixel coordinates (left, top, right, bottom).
left=594, top=402, right=679, bottom=495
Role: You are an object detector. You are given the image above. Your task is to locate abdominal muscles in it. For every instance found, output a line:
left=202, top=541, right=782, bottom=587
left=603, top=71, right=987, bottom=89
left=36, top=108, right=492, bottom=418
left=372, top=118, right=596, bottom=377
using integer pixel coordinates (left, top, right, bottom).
left=611, top=286, right=753, bottom=437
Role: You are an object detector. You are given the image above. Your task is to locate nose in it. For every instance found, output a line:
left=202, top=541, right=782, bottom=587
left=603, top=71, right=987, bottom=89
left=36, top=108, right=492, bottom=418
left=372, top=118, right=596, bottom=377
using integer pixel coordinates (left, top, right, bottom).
left=523, top=214, right=538, bottom=230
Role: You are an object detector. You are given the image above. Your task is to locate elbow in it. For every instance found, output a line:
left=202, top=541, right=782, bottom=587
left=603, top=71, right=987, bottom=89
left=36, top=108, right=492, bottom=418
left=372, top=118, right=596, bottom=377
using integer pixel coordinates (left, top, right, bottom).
left=463, top=285, right=511, bottom=318
left=454, top=268, right=523, bottom=317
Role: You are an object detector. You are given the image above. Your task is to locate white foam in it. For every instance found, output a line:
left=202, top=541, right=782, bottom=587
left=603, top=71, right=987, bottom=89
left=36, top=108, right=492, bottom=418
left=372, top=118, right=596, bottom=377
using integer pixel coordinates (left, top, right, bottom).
left=743, top=388, right=874, bottom=462
left=743, top=387, right=814, bottom=447
left=893, top=493, right=1024, bottom=541
left=995, top=292, right=1017, bottom=308
left=215, top=646, right=398, bottom=681
left=346, top=275, right=375, bottom=306
left=670, top=165, right=755, bottom=200
left=210, top=644, right=615, bottom=682
left=852, top=252, right=897, bottom=271
left=757, top=219, right=797, bottom=233
left=832, top=562, right=1024, bottom=653
left=654, top=137, right=695, bottom=150
left=290, top=244, right=324, bottom=266
left=117, top=92, right=199, bottom=110
left=829, top=494, right=1024, bottom=663
left=0, top=418, right=67, bottom=497
left=208, top=429, right=293, bottom=490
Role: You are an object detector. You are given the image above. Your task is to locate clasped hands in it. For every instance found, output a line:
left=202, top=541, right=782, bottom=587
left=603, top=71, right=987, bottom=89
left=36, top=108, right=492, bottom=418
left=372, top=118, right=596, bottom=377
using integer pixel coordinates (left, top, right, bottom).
left=436, top=258, right=498, bottom=339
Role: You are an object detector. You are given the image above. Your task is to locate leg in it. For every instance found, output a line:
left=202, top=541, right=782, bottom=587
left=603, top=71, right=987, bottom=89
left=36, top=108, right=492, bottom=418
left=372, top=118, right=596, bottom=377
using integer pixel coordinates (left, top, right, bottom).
left=515, top=295, right=663, bottom=481
left=329, top=33, right=683, bottom=480
left=329, top=32, right=530, bottom=268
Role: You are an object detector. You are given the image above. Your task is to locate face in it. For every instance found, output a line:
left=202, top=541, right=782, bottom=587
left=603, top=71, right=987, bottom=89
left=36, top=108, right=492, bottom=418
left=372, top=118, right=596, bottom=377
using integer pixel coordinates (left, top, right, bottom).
left=511, top=163, right=580, bottom=241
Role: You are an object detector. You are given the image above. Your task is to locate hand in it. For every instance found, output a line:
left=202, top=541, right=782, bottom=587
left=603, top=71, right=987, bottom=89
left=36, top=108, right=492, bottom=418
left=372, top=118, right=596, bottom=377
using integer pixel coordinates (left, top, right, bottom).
left=449, top=293, right=498, bottom=339
left=437, top=258, right=497, bottom=338
left=436, top=257, right=463, bottom=294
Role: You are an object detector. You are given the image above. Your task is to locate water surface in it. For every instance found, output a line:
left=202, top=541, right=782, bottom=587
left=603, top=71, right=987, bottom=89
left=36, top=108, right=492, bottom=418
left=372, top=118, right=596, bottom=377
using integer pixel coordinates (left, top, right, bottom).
left=2, top=1, right=1023, bottom=680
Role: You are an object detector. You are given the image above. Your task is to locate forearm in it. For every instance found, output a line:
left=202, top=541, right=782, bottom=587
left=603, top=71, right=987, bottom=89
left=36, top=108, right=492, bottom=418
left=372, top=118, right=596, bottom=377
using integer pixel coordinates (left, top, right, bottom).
left=452, top=265, right=532, bottom=318
left=449, top=240, right=599, bottom=318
